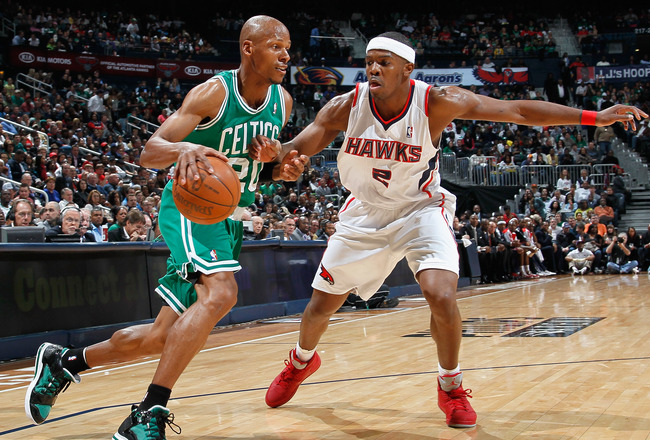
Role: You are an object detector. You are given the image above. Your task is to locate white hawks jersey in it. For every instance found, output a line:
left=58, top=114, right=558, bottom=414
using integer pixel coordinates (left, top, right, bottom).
left=337, top=79, right=443, bottom=210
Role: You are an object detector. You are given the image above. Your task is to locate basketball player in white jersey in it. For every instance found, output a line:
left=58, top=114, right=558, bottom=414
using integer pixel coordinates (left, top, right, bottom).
left=251, top=32, right=647, bottom=428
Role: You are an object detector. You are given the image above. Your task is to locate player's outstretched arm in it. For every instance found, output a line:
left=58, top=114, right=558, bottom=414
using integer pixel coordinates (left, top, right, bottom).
left=249, top=91, right=354, bottom=163
left=141, top=81, right=229, bottom=185
left=428, top=86, right=648, bottom=133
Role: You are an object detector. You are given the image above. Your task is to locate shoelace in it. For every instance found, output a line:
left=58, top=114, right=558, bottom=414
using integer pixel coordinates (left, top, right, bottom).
left=39, top=372, right=71, bottom=396
left=141, top=411, right=182, bottom=438
left=448, top=388, right=473, bottom=411
left=276, top=359, right=295, bottom=388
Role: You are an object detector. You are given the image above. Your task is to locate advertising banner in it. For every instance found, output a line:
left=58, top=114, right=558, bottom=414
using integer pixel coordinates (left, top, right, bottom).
left=575, top=65, right=650, bottom=83
left=10, top=47, right=236, bottom=81
left=290, top=66, right=529, bottom=87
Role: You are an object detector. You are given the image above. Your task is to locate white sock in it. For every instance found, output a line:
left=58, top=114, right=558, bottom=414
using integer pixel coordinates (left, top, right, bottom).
left=438, top=363, right=460, bottom=377
left=295, top=342, right=315, bottom=362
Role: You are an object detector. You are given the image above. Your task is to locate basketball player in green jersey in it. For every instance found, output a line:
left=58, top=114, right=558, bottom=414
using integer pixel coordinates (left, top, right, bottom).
left=25, top=15, right=308, bottom=440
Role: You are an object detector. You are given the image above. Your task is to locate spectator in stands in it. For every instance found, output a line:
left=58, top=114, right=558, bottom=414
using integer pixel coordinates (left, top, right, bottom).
left=478, top=220, right=508, bottom=283
left=611, top=166, right=631, bottom=209
left=291, top=215, right=312, bottom=241
left=640, top=224, right=650, bottom=272
left=502, top=204, right=517, bottom=224
left=316, top=219, right=336, bottom=241
left=9, top=199, right=35, bottom=226
left=584, top=223, right=605, bottom=273
left=519, top=188, right=545, bottom=218
left=626, top=226, right=642, bottom=262
left=59, top=188, right=77, bottom=210
left=461, top=214, right=480, bottom=242
left=87, top=206, right=106, bottom=242
left=108, top=206, right=128, bottom=232
left=42, top=177, right=60, bottom=203
left=84, top=189, right=103, bottom=211
left=606, top=232, right=639, bottom=274
left=565, top=237, right=594, bottom=274
left=547, top=200, right=562, bottom=222
left=586, top=212, right=606, bottom=236
left=247, top=216, right=267, bottom=241
left=574, top=199, right=593, bottom=220
left=593, top=196, right=615, bottom=226
left=45, top=206, right=81, bottom=241
left=108, top=208, right=146, bottom=242
left=37, top=201, right=61, bottom=233
left=556, top=222, right=577, bottom=271
left=602, top=186, right=621, bottom=224
left=556, top=168, right=572, bottom=193
left=7, top=149, right=28, bottom=179
left=586, top=141, right=600, bottom=162
left=308, top=218, right=320, bottom=240
left=1, top=188, right=13, bottom=217
left=283, top=216, right=297, bottom=240
left=504, top=217, right=532, bottom=278
left=72, top=179, right=89, bottom=207
left=594, top=124, right=616, bottom=158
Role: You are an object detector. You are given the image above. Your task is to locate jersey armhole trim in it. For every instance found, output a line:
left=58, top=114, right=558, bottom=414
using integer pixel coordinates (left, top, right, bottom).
left=352, top=82, right=360, bottom=108
left=195, top=76, right=228, bottom=131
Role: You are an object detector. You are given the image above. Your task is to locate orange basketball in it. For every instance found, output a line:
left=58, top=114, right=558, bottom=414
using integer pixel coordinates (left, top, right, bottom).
left=172, top=156, right=241, bottom=224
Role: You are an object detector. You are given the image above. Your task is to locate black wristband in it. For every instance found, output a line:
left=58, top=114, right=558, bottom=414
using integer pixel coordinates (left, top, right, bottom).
left=258, top=162, right=279, bottom=183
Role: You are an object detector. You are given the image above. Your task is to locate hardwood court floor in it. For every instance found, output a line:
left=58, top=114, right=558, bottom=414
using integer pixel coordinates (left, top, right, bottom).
left=1, top=273, right=649, bottom=439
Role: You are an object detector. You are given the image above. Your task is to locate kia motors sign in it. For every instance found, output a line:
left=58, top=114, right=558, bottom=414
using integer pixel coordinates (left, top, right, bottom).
left=10, top=47, right=235, bottom=81
left=18, top=52, right=35, bottom=63
left=184, top=66, right=201, bottom=76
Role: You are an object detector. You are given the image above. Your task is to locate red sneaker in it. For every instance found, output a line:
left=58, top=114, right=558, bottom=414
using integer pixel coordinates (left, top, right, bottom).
left=437, top=377, right=476, bottom=428
left=265, top=349, right=321, bottom=408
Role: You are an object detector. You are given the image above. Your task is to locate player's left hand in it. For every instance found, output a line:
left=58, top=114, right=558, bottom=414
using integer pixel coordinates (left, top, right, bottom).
left=598, top=104, right=648, bottom=131
left=273, top=150, right=309, bottom=181
left=249, top=135, right=281, bottom=163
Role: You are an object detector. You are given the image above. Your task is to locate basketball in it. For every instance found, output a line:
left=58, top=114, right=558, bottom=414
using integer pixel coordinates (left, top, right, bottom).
left=172, top=156, right=241, bottom=224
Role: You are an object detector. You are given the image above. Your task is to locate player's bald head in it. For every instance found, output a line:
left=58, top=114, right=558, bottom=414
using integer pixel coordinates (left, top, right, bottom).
left=240, top=15, right=287, bottom=46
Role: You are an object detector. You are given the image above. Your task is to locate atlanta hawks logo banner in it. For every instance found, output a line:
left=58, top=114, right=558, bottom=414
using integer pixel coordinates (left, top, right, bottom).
left=291, top=66, right=529, bottom=87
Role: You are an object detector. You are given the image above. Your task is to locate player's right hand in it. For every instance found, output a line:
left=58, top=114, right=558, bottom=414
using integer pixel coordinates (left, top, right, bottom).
left=175, top=144, right=228, bottom=185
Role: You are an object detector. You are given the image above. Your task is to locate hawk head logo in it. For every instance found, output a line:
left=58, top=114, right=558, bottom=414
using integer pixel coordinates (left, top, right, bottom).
left=473, top=67, right=528, bottom=85
left=294, top=67, right=344, bottom=85
left=319, top=264, right=334, bottom=285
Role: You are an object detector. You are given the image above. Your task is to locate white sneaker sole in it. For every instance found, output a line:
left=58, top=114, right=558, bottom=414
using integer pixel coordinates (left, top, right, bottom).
left=24, top=342, right=53, bottom=425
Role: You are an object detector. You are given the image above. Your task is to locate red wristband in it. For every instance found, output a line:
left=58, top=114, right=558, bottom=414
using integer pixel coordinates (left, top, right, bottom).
left=580, top=110, right=597, bottom=125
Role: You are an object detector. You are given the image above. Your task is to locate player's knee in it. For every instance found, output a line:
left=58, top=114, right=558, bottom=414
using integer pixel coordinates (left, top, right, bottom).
left=198, top=277, right=239, bottom=312
left=421, top=285, right=457, bottom=312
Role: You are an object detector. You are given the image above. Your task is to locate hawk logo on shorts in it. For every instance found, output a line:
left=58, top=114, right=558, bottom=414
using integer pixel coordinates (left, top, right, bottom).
left=210, top=249, right=218, bottom=261
left=319, top=264, right=334, bottom=285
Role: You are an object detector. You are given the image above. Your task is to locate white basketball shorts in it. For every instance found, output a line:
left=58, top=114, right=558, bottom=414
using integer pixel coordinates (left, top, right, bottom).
left=312, top=190, right=459, bottom=300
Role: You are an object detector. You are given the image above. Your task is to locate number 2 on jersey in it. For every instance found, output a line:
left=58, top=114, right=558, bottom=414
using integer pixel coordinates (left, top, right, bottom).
left=372, top=168, right=392, bottom=188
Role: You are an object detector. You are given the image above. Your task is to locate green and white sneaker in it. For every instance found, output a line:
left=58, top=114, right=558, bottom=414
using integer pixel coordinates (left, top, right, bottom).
left=113, top=405, right=181, bottom=440
left=25, top=343, right=81, bottom=424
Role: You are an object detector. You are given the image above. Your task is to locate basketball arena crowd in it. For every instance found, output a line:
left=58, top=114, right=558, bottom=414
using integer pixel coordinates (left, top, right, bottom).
left=1, top=4, right=650, bottom=282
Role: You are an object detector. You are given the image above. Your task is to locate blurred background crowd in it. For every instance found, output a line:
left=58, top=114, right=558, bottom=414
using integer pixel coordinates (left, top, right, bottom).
left=1, top=2, right=649, bottom=280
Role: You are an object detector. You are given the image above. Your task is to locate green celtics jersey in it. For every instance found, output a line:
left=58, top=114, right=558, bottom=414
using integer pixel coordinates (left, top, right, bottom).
left=183, top=69, right=286, bottom=208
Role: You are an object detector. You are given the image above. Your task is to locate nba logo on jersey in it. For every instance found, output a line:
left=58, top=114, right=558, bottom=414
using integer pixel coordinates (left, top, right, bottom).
left=210, top=249, right=218, bottom=261
left=406, top=126, right=413, bottom=138
left=273, top=103, right=277, bottom=115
